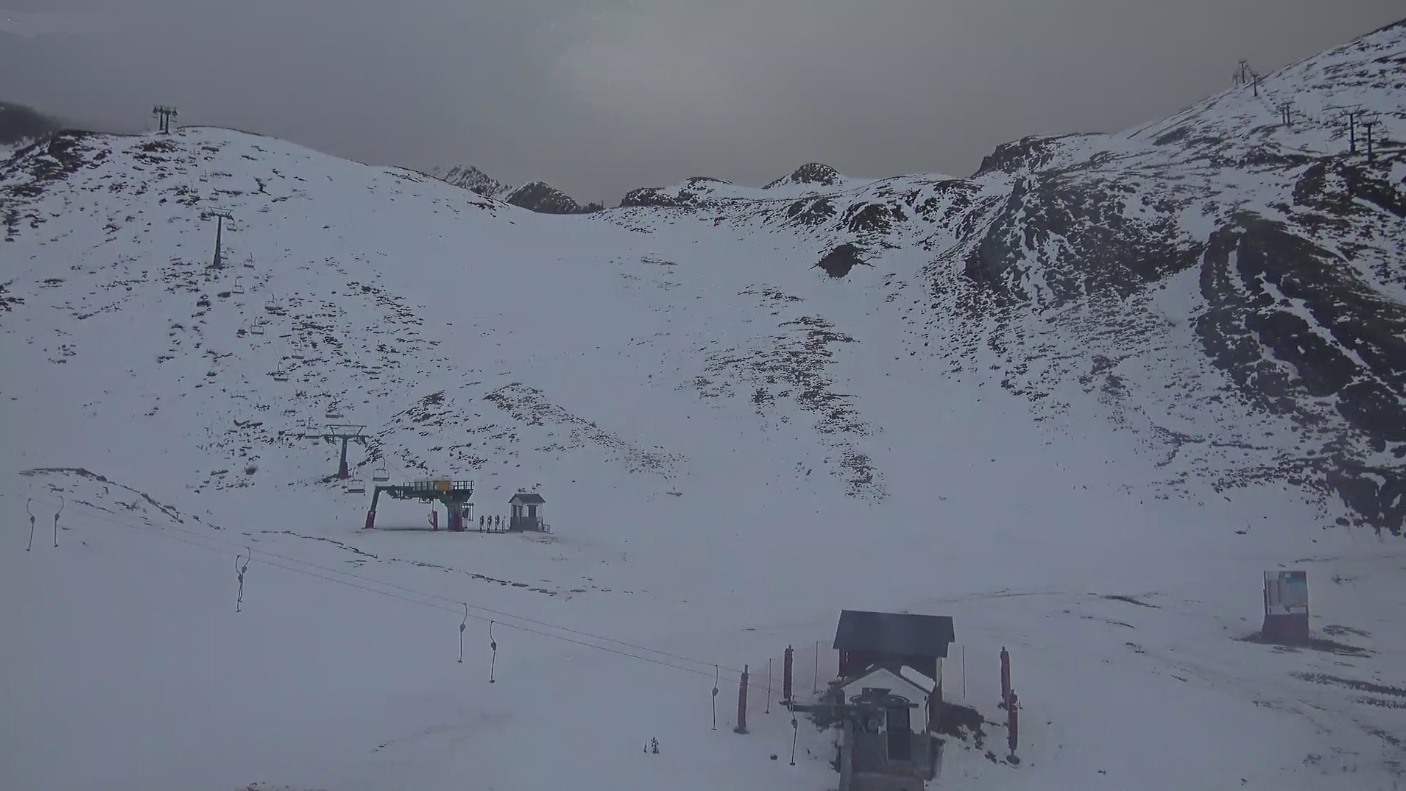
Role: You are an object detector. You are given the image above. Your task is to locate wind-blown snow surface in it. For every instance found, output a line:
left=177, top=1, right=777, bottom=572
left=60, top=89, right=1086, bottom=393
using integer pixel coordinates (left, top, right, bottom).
left=3, top=26, right=1405, bottom=791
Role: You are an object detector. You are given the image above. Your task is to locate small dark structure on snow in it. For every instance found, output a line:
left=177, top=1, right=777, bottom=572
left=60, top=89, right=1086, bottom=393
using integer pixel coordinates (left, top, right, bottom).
left=1262, top=570, right=1310, bottom=642
left=793, top=689, right=938, bottom=791
left=814, top=243, right=872, bottom=278
left=834, top=610, right=955, bottom=686
left=509, top=491, right=547, bottom=532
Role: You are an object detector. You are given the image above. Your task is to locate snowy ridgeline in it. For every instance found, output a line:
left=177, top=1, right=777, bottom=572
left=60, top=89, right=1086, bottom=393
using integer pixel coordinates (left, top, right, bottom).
left=2, top=17, right=1405, bottom=791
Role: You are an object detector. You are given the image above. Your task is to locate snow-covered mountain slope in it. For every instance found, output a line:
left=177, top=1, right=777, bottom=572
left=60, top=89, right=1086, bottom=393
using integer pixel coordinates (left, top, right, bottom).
left=2, top=19, right=1405, bottom=791
left=606, top=19, right=1406, bottom=536
left=428, top=162, right=600, bottom=214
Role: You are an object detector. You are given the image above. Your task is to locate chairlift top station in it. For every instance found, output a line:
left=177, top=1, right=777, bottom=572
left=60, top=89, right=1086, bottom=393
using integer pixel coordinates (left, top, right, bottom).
left=302, top=418, right=547, bottom=532
left=364, top=479, right=479, bottom=530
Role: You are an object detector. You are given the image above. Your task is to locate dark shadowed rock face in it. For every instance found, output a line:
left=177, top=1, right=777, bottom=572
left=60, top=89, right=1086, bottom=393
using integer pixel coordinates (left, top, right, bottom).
left=1195, top=214, right=1406, bottom=530
left=974, top=134, right=1093, bottom=176
left=765, top=163, right=842, bottom=189
left=963, top=172, right=1204, bottom=304
left=502, top=181, right=599, bottom=215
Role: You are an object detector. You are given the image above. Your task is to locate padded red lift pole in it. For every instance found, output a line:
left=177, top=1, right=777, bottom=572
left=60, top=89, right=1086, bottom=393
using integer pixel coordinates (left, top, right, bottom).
left=783, top=645, right=794, bottom=701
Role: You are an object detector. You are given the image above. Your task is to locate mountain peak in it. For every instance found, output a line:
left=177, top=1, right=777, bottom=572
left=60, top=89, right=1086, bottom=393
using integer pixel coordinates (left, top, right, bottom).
left=428, top=165, right=600, bottom=214
left=428, top=163, right=505, bottom=199
left=503, top=181, right=601, bottom=214
left=764, top=162, right=842, bottom=189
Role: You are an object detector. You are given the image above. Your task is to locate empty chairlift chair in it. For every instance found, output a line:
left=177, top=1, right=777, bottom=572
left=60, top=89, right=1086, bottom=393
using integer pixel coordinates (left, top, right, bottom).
left=345, top=477, right=367, bottom=494
left=233, top=277, right=245, bottom=295
left=373, top=460, right=390, bottom=483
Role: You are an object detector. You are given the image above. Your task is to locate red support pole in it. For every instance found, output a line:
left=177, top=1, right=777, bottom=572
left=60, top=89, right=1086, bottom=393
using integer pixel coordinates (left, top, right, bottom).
left=734, top=665, right=749, bottom=734
left=783, top=645, right=794, bottom=702
left=1007, top=690, right=1019, bottom=758
left=1000, top=647, right=1011, bottom=710
left=364, top=510, right=376, bottom=530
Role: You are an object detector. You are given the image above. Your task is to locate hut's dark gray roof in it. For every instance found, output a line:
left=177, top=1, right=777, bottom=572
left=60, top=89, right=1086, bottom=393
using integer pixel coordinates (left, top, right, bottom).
left=509, top=492, right=546, bottom=504
left=832, top=610, right=955, bottom=658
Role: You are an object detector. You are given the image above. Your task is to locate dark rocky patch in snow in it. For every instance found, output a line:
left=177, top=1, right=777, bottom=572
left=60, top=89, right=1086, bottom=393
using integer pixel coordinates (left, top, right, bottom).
left=483, top=382, right=680, bottom=476
left=619, top=184, right=713, bottom=209
left=697, top=309, right=881, bottom=499
left=814, top=243, right=871, bottom=279
left=0, top=281, right=22, bottom=313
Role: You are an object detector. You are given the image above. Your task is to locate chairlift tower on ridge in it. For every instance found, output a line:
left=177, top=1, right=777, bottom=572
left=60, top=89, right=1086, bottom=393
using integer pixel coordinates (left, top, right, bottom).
left=152, top=105, right=178, bottom=134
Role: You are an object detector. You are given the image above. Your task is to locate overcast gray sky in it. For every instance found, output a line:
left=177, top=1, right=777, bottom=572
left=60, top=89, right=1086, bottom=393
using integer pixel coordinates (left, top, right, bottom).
left=2, top=1, right=1401, bottom=204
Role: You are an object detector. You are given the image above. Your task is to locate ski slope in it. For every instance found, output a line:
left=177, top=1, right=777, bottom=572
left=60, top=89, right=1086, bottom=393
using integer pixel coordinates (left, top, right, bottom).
left=3, top=21, right=1405, bottom=791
